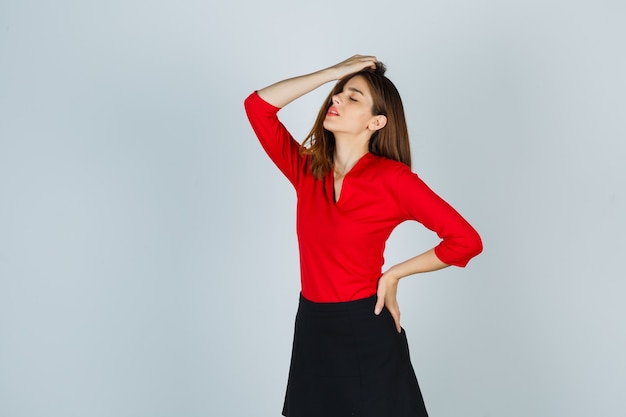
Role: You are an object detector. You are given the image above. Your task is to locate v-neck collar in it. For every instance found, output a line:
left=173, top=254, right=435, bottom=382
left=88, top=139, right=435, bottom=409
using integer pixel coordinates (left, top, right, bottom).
left=330, top=152, right=373, bottom=205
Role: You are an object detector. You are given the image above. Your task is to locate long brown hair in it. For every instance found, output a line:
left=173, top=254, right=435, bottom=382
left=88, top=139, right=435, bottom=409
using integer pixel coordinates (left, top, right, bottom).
left=300, top=62, right=412, bottom=179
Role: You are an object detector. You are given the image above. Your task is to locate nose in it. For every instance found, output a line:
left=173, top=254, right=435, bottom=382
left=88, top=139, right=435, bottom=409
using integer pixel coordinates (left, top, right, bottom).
left=332, top=94, right=340, bottom=105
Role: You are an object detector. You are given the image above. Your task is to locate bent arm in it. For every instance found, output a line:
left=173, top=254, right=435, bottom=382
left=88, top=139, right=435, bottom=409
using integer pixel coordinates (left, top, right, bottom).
left=257, top=55, right=378, bottom=108
left=375, top=168, right=483, bottom=331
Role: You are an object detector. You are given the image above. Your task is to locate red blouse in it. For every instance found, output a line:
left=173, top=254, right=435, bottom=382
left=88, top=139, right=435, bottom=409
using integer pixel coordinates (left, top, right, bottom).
left=245, top=92, right=482, bottom=302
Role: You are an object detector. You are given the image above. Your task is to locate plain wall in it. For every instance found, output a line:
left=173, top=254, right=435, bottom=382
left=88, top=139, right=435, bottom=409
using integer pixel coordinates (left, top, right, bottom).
left=1, top=0, right=625, bottom=416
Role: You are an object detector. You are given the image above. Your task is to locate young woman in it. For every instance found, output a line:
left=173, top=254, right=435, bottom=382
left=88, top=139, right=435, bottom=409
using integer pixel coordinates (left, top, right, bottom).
left=244, top=55, right=482, bottom=417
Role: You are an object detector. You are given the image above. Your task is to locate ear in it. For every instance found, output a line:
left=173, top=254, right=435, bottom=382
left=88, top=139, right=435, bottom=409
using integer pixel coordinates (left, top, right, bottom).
left=368, top=115, right=387, bottom=131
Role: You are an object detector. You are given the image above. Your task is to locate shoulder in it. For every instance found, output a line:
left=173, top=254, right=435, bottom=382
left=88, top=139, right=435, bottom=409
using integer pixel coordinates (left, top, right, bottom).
left=364, top=154, right=435, bottom=205
left=365, top=153, right=415, bottom=181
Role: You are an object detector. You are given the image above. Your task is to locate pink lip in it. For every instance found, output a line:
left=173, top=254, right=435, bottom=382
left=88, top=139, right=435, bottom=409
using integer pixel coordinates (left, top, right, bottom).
left=327, top=106, right=340, bottom=117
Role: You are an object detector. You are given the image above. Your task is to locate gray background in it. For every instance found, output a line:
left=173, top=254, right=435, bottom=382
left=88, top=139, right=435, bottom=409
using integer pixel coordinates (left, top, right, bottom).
left=1, top=0, right=625, bottom=416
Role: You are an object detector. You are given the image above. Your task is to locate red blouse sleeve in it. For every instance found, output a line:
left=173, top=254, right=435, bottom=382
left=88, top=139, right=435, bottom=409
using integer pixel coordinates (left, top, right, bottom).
left=395, top=165, right=483, bottom=267
left=244, top=91, right=305, bottom=187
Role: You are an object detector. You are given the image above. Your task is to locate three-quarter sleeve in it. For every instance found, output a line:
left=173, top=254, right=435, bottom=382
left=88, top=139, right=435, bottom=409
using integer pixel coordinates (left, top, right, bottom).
left=395, top=166, right=483, bottom=267
left=244, top=91, right=305, bottom=187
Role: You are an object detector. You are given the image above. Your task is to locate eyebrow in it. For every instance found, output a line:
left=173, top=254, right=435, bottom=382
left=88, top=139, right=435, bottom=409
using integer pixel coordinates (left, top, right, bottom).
left=347, top=87, right=365, bottom=96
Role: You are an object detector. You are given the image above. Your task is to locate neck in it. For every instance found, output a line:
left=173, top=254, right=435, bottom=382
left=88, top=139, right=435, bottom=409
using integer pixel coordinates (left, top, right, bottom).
left=333, top=136, right=370, bottom=177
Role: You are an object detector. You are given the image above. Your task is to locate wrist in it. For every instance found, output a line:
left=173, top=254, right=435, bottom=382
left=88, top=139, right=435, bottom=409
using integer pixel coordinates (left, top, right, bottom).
left=383, top=267, right=402, bottom=283
left=317, top=67, right=341, bottom=83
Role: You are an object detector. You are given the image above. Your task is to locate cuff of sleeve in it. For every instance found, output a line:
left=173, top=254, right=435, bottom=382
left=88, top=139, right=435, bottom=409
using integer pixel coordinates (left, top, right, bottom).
left=434, top=245, right=471, bottom=268
left=248, top=91, right=282, bottom=111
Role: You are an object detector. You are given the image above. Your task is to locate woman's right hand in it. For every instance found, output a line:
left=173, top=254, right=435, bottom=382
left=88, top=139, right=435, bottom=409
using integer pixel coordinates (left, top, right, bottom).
left=326, top=55, right=378, bottom=80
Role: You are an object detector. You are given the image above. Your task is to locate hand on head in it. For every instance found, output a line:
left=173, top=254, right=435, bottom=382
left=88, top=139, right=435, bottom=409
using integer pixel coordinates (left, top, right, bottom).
left=327, top=55, right=379, bottom=80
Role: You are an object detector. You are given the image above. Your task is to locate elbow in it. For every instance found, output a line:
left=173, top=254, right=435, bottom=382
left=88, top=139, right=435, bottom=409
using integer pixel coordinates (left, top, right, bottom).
left=469, top=231, right=483, bottom=259
left=461, top=229, right=483, bottom=265
left=437, top=230, right=483, bottom=268
left=244, top=92, right=256, bottom=114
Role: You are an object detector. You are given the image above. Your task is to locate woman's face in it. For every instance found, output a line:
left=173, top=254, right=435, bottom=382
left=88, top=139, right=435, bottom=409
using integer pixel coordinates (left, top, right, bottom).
left=323, top=75, right=381, bottom=138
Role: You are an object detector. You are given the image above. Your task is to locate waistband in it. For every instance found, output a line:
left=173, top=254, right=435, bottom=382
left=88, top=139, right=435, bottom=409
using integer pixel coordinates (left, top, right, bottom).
left=298, top=292, right=378, bottom=313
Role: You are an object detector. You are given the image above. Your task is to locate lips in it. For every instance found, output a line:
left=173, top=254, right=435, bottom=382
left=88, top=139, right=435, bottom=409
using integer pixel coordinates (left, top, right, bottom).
left=327, top=106, right=340, bottom=117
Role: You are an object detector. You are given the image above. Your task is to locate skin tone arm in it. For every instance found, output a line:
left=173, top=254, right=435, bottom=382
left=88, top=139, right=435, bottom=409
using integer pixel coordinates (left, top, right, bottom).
left=257, top=55, right=378, bottom=108
left=376, top=249, right=449, bottom=333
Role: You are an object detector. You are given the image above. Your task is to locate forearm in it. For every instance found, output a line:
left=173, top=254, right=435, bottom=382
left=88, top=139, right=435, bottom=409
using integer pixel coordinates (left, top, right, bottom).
left=257, top=68, right=338, bottom=108
left=384, top=248, right=449, bottom=281
left=256, top=55, right=378, bottom=108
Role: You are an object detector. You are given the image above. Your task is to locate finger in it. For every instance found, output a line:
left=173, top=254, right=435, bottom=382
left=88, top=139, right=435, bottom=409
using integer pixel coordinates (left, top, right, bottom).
left=348, top=55, right=377, bottom=69
left=385, top=298, right=401, bottom=333
left=374, top=298, right=384, bottom=315
left=358, top=56, right=377, bottom=69
left=390, top=309, right=401, bottom=333
left=350, top=54, right=376, bottom=62
left=374, top=292, right=385, bottom=315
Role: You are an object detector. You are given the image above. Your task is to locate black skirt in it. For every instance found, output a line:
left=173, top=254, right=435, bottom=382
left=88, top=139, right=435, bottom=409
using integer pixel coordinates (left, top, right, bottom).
left=282, top=294, right=429, bottom=417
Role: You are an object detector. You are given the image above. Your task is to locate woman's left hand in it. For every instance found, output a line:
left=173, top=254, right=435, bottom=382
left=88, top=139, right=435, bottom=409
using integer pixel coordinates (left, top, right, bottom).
left=374, top=272, right=402, bottom=333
